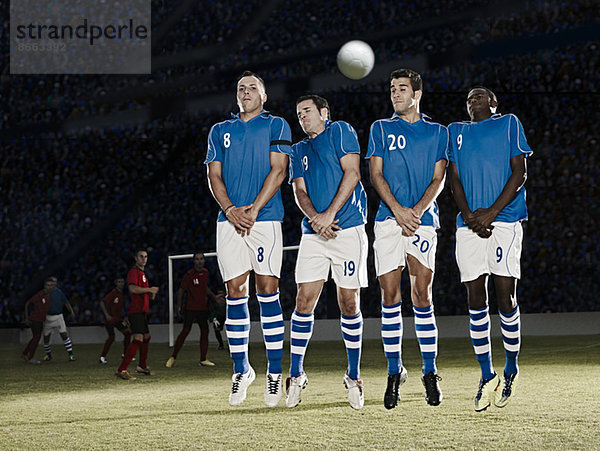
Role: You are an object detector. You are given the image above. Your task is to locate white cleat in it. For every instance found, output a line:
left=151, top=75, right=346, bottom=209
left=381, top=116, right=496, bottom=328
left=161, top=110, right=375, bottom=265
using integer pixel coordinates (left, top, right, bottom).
left=343, top=373, right=365, bottom=410
left=265, top=373, right=283, bottom=407
left=99, top=356, right=107, bottom=365
left=229, top=366, right=255, bottom=406
left=285, top=373, right=308, bottom=408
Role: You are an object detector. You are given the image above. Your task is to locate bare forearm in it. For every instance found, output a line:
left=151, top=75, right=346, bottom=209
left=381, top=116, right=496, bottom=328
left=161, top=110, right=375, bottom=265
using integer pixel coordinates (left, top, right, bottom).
left=207, top=172, right=233, bottom=211
left=370, top=171, right=402, bottom=212
left=129, top=285, right=152, bottom=295
left=294, top=188, right=319, bottom=220
left=414, top=174, right=445, bottom=217
left=251, top=166, right=286, bottom=212
left=489, top=171, right=526, bottom=216
left=326, top=170, right=360, bottom=215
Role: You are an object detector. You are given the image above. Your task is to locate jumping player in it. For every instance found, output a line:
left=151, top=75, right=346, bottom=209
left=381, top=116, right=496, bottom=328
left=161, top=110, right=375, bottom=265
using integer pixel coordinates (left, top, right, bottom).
left=205, top=71, right=291, bottom=407
left=367, top=68, right=447, bottom=409
left=285, top=94, right=368, bottom=410
left=448, top=86, right=533, bottom=411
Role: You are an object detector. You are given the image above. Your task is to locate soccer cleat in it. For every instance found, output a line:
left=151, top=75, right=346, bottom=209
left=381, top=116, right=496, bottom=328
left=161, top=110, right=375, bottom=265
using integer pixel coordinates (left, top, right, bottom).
left=199, top=360, right=215, bottom=367
left=115, top=370, right=136, bottom=380
left=99, top=356, right=108, bottom=364
left=285, top=373, right=308, bottom=408
left=135, top=365, right=155, bottom=376
left=384, top=366, right=408, bottom=410
left=343, top=373, right=365, bottom=410
left=264, top=373, right=283, bottom=407
left=68, top=355, right=76, bottom=362
left=474, top=373, right=500, bottom=412
left=495, top=372, right=519, bottom=408
left=28, top=358, right=41, bottom=365
left=165, top=357, right=176, bottom=368
left=422, top=371, right=443, bottom=406
left=43, top=354, right=52, bottom=361
left=229, top=366, right=256, bottom=406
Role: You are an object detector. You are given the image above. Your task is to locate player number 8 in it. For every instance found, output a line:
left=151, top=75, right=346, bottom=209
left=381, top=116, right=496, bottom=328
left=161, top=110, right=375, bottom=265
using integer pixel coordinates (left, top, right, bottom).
left=224, top=133, right=231, bottom=148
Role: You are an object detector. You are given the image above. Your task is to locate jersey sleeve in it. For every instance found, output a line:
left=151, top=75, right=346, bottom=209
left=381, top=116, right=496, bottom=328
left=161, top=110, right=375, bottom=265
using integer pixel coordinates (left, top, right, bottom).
left=437, top=125, right=450, bottom=163
left=205, top=123, right=223, bottom=164
left=127, top=268, right=138, bottom=286
left=288, top=143, right=303, bottom=183
left=270, top=117, right=292, bottom=155
left=447, top=124, right=458, bottom=163
left=180, top=270, right=191, bottom=291
left=366, top=120, right=384, bottom=159
left=508, top=114, right=533, bottom=158
left=332, top=121, right=360, bottom=159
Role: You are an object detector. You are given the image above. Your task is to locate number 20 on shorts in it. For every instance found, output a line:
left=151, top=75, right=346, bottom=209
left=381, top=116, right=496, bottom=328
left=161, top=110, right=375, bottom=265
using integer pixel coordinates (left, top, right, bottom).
left=411, top=234, right=430, bottom=253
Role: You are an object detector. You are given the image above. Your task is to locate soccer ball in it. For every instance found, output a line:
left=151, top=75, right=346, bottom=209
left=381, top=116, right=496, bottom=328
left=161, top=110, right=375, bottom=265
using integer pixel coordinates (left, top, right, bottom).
left=336, top=40, right=375, bottom=80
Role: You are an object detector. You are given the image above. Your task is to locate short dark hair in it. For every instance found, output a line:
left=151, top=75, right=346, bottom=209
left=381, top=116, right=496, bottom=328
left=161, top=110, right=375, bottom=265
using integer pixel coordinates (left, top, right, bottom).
left=469, top=85, right=497, bottom=104
left=237, top=70, right=266, bottom=91
left=193, top=252, right=205, bottom=259
left=390, top=68, right=423, bottom=92
left=296, top=94, right=331, bottom=119
left=134, top=248, right=147, bottom=257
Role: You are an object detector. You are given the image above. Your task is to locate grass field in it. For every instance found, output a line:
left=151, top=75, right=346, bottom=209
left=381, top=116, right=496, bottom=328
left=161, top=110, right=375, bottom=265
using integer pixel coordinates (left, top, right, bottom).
left=1, top=335, right=599, bottom=450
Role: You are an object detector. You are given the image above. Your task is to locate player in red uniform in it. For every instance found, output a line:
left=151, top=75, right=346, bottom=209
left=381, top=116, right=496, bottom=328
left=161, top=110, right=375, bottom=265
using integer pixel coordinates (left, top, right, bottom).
left=115, top=249, right=159, bottom=380
left=166, top=253, right=216, bottom=368
left=22, top=278, right=53, bottom=364
left=99, top=278, right=131, bottom=364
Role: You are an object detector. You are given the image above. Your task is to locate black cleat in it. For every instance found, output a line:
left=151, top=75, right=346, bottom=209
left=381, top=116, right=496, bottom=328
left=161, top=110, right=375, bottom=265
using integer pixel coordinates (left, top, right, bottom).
left=384, top=366, right=408, bottom=410
left=421, top=371, right=443, bottom=406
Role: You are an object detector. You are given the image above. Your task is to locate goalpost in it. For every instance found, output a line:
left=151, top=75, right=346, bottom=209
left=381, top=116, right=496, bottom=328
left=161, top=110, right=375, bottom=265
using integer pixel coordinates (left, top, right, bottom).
left=167, top=246, right=299, bottom=346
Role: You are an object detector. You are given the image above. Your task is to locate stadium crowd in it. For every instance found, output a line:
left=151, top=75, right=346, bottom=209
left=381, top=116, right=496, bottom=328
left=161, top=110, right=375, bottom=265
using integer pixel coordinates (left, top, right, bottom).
left=1, top=2, right=597, bottom=326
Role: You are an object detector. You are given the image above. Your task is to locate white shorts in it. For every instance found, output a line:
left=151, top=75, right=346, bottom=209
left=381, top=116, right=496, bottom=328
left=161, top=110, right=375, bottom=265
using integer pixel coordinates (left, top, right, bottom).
left=216, top=220, right=283, bottom=282
left=456, top=221, right=523, bottom=282
left=373, top=219, right=437, bottom=277
left=43, top=314, right=67, bottom=335
left=295, top=225, right=368, bottom=289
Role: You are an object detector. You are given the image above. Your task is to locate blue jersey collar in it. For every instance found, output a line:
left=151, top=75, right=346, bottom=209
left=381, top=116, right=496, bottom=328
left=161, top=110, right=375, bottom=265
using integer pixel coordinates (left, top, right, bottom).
left=391, top=112, right=430, bottom=122
left=231, top=109, right=269, bottom=119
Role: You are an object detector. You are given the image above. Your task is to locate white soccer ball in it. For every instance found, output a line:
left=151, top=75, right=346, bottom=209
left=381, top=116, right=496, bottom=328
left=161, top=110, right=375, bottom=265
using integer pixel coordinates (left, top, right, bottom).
left=336, top=40, right=375, bottom=80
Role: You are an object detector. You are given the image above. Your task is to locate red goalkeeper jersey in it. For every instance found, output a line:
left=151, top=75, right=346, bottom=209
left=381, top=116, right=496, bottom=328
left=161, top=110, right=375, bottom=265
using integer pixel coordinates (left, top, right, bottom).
left=180, top=268, right=209, bottom=311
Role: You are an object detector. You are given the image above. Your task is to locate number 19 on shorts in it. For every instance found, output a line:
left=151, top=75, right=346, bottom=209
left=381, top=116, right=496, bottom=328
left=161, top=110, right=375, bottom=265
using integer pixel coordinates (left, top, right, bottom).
left=343, top=261, right=355, bottom=276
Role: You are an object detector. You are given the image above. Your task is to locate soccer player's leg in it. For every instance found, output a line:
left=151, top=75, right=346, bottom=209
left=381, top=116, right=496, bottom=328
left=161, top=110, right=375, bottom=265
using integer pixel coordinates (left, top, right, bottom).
left=167, top=310, right=193, bottom=367
left=217, top=220, right=255, bottom=405
left=373, top=219, right=407, bottom=409
left=247, top=221, right=286, bottom=405
left=198, top=311, right=214, bottom=366
left=494, top=275, right=521, bottom=407
left=407, top=249, right=442, bottom=406
left=286, top=281, right=321, bottom=408
left=100, top=324, right=115, bottom=364
left=286, top=234, right=328, bottom=408
left=116, top=312, right=144, bottom=380
left=135, top=317, right=154, bottom=375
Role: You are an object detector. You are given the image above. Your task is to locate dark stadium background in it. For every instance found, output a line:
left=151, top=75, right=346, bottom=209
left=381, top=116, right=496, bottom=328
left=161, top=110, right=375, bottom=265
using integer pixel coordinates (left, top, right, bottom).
left=1, top=0, right=598, bottom=326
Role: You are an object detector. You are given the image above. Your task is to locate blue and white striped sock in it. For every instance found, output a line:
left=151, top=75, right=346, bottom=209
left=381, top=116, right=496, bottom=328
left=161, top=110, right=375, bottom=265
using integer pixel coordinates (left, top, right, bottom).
left=257, top=292, right=284, bottom=374
left=43, top=342, right=51, bottom=356
left=381, top=302, right=402, bottom=375
left=341, top=312, right=363, bottom=380
left=469, top=306, right=495, bottom=381
left=413, top=304, right=438, bottom=374
left=225, top=296, right=250, bottom=375
left=63, top=337, right=73, bottom=356
left=289, top=310, right=314, bottom=377
left=500, top=305, right=521, bottom=376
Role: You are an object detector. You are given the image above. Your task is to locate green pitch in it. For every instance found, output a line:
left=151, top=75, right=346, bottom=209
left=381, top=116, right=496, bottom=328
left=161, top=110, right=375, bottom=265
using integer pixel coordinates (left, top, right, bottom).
left=1, top=335, right=599, bottom=449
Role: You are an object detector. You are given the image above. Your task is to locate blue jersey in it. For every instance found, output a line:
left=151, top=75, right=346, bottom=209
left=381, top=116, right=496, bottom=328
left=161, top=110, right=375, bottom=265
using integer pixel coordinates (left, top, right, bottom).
left=448, top=113, right=533, bottom=227
left=205, top=111, right=292, bottom=222
left=366, top=113, right=448, bottom=228
left=48, top=289, right=69, bottom=315
left=289, top=120, right=367, bottom=234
